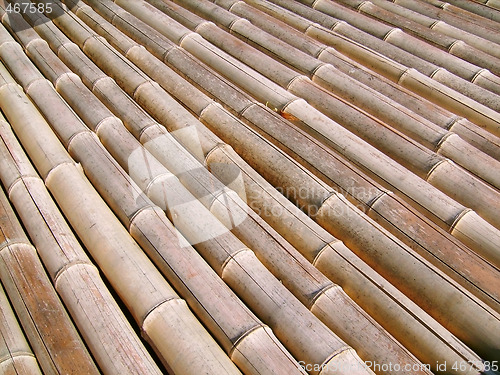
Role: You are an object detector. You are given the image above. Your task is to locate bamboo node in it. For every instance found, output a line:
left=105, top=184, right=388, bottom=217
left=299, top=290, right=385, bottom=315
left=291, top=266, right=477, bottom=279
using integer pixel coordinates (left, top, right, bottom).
left=229, top=323, right=268, bottom=356
left=383, top=27, right=402, bottom=42
left=471, top=68, right=489, bottom=84
left=449, top=208, right=473, bottom=233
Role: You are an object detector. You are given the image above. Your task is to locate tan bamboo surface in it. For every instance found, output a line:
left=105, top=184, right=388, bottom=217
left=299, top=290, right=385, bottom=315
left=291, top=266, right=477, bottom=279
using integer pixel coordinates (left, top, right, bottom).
left=3, top=0, right=500, bottom=370
left=0, top=100, right=163, bottom=373
left=329, top=0, right=500, bottom=73
left=287, top=0, right=500, bottom=96
left=11, top=8, right=487, bottom=374
left=0, top=47, right=244, bottom=375
left=387, top=0, right=500, bottom=44
left=436, top=0, right=500, bottom=21
left=0, top=10, right=435, bottom=374
left=366, top=0, right=500, bottom=59
left=81, top=0, right=500, bottom=310
left=0, top=282, right=43, bottom=375
left=213, top=0, right=500, bottom=162
left=81, top=0, right=500, bottom=267
left=30, top=0, right=500, bottom=364
left=0, top=170, right=99, bottom=375
left=1, top=7, right=382, bottom=375
left=156, top=0, right=500, bottom=192
left=251, top=0, right=500, bottom=130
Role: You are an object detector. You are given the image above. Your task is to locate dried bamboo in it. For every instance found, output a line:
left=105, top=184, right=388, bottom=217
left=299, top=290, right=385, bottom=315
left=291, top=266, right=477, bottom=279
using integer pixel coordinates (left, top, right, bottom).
left=332, top=0, right=500, bottom=73
left=20, top=14, right=464, bottom=372
left=293, top=0, right=500, bottom=93
left=219, top=0, right=500, bottom=162
left=368, top=0, right=500, bottom=59
left=26, top=0, right=500, bottom=370
left=6, top=7, right=378, bottom=373
left=255, top=0, right=500, bottom=123
left=47, top=0, right=500, bottom=362
left=0, top=54, right=242, bottom=375
left=438, top=0, right=500, bottom=22
left=391, top=0, right=500, bottom=44
left=0, top=177, right=99, bottom=375
left=0, top=282, right=43, bottom=375
left=85, top=0, right=500, bottom=258
left=162, top=0, right=500, bottom=190
left=0, top=115, right=163, bottom=373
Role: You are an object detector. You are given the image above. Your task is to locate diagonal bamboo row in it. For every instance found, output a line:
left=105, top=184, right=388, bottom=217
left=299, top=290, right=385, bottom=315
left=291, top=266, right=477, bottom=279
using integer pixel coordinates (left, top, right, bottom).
left=330, top=0, right=500, bottom=73
left=2, top=11, right=432, bottom=374
left=293, top=0, right=500, bottom=96
left=0, top=15, right=346, bottom=375
left=0, top=109, right=163, bottom=373
left=15, top=10, right=480, bottom=374
left=162, top=0, right=500, bottom=191
left=84, top=0, right=500, bottom=264
left=257, top=0, right=500, bottom=123
left=214, top=0, right=500, bottom=162
left=367, top=0, right=500, bottom=59
left=75, top=0, right=500, bottom=309
left=0, top=57, right=243, bottom=375
left=391, top=0, right=500, bottom=44
left=38, top=0, right=500, bottom=364
left=434, top=0, right=500, bottom=22
left=0, top=172, right=99, bottom=375
left=0, top=281, right=43, bottom=375
left=1, top=9, right=379, bottom=374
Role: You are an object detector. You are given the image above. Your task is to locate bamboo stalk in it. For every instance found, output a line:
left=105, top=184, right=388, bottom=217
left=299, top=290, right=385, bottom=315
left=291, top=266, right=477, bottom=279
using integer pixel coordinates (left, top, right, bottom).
left=0, top=179, right=99, bottom=375
left=333, top=0, right=500, bottom=74
left=219, top=0, right=500, bottom=162
left=257, top=0, right=500, bottom=122
left=437, top=0, right=500, bottom=22
left=0, top=54, right=243, bottom=375
left=294, top=0, right=500, bottom=92
left=0, top=114, right=164, bottom=373
left=24, top=0, right=500, bottom=372
left=162, top=0, right=500, bottom=190
left=369, top=0, right=500, bottom=59
left=86, top=0, right=500, bottom=254
left=392, top=0, right=500, bottom=43
left=4, top=7, right=377, bottom=373
left=41, top=0, right=500, bottom=364
left=0, top=281, right=43, bottom=375
left=13, top=14, right=450, bottom=372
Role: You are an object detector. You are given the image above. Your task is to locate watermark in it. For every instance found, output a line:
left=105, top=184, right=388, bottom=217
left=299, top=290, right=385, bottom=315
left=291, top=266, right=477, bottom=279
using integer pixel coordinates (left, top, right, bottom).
left=128, top=125, right=248, bottom=247
left=245, top=184, right=380, bottom=219
left=3, top=1, right=58, bottom=32
left=298, top=360, right=497, bottom=373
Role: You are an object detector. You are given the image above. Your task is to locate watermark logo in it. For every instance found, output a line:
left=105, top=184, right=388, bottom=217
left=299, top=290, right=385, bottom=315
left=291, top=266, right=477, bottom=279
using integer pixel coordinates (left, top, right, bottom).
left=128, top=125, right=248, bottom=247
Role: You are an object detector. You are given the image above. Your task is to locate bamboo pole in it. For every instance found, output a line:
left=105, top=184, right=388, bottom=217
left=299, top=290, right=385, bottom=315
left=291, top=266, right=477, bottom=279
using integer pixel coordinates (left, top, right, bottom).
left=368, top=0, right=500, bottom=59
left=0, top=281, right=43, bottom=375
left=18, top=26, right=431, bottom=375
left=391, top=0, right=500, bottom=44
left=161, top=0, right=500, bottom=190
left=436, top=0, right=500, bottom=22
left=293, top=0, right=500, bottom=93
left=52, top=0, right=500, bottom=302
left=0, top=58, right=243, bottom=375
left=0, top=177, right=99, bottom=375
left=3, top=8, right=377, bottom=374
left=85, top=0, right=500, bottom=257
left=255, top=0, right=500, bottom=123
left=46, top=0, right=500, bottom=357
left=26, top=0, right=500, bottom=372
left=0, top=115, right=164, bottom=373
left=332, top=0, right=500, bottom=73
left=20, top=12, right=481, bottom=373
left=219, top=0, right=500, bottom=162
